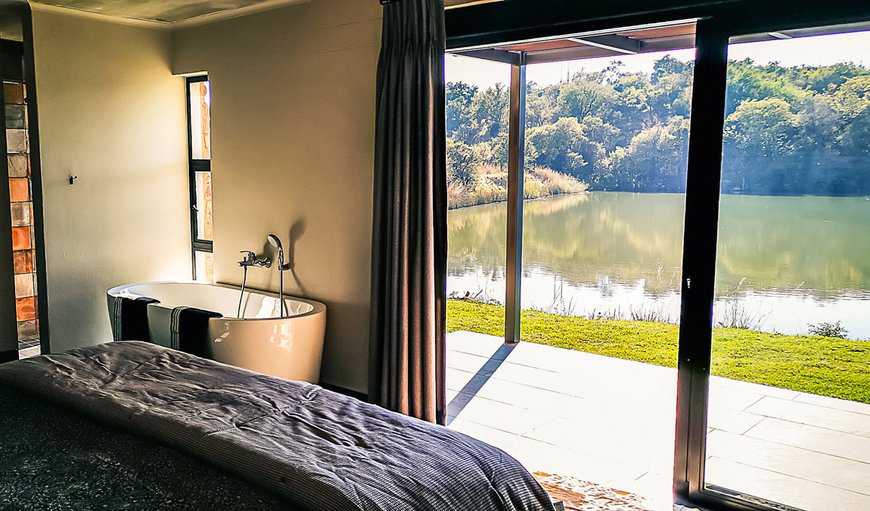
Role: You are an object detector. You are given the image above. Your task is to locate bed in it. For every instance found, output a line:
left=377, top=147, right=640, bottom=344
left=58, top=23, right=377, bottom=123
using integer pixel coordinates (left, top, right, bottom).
left=0, top=341, right=555, bottom=510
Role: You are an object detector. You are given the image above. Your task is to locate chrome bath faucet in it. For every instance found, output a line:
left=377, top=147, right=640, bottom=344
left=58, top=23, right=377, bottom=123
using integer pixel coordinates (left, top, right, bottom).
left=239, top=250, right=271, bottom=268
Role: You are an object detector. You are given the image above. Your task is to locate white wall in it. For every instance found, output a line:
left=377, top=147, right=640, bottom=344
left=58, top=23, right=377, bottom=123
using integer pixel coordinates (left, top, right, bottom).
left=32, top=8, right=191, bottom=352
left=172, top=0, right=382, bottom=393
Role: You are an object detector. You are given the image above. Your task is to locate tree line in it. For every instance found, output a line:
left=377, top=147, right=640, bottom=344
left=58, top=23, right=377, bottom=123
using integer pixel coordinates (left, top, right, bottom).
left=447, top=56, right=870, bottom=196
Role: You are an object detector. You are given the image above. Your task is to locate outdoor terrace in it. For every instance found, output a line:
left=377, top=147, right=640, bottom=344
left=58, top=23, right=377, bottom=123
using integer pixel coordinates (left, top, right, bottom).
left=446, top=331, right=870, bottom=511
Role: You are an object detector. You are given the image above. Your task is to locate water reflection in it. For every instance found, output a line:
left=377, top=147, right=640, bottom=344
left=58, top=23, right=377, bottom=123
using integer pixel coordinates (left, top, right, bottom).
left=448, top=192, right=870, bottom=337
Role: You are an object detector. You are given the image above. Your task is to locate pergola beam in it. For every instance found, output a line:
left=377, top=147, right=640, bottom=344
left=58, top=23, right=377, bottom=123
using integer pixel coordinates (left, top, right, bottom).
left=452, top=48, right=521, bottom=66
left=568, top=34, right=642, bottom=54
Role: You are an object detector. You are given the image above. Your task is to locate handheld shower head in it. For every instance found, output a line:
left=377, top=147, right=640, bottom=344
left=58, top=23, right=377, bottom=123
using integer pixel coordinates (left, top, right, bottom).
left=267, top=234, right=283, bottom=251
left=267, top=234, right=288, bottom=318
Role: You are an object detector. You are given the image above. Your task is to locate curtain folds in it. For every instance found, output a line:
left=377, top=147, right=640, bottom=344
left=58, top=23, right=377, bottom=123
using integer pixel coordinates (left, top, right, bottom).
left=369, top=0, right=448, bottom=424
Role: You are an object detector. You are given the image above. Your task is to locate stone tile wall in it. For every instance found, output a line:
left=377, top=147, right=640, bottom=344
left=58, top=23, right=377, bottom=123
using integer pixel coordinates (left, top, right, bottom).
left=5, top=80, right=39, bottom=349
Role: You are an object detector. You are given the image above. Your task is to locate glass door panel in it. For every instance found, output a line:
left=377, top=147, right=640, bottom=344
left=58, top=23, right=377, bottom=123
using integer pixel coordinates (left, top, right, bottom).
left=443, top=53, right=511, bottom=417
left=705, top=24, right=870, bottom=511
left=519, top=24, right=696, bottom=507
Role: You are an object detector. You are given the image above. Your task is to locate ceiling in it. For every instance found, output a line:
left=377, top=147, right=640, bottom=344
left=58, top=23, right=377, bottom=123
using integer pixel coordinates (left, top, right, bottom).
left=28, top=0, right=497, bottom=26
left=30, top=0, right=309, bottom=25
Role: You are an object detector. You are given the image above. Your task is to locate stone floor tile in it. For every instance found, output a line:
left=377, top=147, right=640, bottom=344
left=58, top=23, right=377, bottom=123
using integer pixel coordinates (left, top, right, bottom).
left=793, top=392, right=870, bottom=416
left=447, top=350, right=498, bottom=374
left=706, top=430, right=870, bottom=494
left=705, top=457, right=870, bottom=511
left=445, top=367, right=476, bottom=391
left=472, top=377, right=569, bottom=410
left=745, top=417, right=870, bottom=464
left=447, top=330, right=504, bottom=357
left=708, top=384, right=764, bottom=412
left=706, top=407, right=764, bottom=435
left=745, top=396, right=870, bottom=437
left=454, top=394, right=558, bottom=435
left=709, top=377, right=800, bottom=400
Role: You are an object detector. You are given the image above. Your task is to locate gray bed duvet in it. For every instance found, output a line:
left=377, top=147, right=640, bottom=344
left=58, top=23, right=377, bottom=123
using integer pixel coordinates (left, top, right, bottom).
left=0, top=341, right=554, bottom=511
left=0, top=385, right=296, bottom=510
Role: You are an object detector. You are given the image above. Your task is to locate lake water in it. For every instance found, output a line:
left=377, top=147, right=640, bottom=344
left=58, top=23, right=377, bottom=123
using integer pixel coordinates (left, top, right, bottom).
left=447, top=192, right=870, bottom=339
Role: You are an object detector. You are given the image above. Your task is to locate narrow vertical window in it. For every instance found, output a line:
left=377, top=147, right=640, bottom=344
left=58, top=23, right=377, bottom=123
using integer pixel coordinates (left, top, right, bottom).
left=186, top=76, right=213, bottom=281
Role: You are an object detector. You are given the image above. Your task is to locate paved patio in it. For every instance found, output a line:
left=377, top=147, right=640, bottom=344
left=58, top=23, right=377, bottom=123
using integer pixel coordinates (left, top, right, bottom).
left=446, top=331, right=870, bottom=511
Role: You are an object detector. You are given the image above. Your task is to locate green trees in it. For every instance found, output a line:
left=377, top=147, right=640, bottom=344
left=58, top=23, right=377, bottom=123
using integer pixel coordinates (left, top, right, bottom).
left=608, top=117, right=690, bottom=192
left=526, top=118, right=602, bottom=178
left=447, top=56, right=870, bottom=200
left=726, top=99, right=798, bottom=157
left=446, top=139, right=478, bottom=187
left=832, top=75, right=870, bottom=154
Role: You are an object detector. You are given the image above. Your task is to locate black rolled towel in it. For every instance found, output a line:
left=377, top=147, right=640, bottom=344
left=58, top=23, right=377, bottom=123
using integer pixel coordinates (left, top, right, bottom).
left=112, top=296, right=159, bottom=342
left=170, top=307, right=223, bottom=358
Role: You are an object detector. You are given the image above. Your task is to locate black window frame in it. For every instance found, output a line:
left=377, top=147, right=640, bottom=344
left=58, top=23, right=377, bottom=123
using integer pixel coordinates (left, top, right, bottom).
left=678, top=13, right=870, bottom=511
left=185, top=75, right=213, bottom=280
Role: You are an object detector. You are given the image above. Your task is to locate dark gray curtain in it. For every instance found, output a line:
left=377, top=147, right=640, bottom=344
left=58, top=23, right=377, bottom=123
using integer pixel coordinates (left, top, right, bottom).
left=369, top=0, right=447, bottom=424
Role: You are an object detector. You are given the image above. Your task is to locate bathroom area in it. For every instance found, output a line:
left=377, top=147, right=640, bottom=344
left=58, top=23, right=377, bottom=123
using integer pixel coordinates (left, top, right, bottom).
left=0, top=1, right=381, bottom=397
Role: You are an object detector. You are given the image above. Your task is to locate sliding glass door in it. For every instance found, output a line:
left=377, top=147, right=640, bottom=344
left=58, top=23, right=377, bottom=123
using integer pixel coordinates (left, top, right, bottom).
left=702, top=24, right=870, bottom=511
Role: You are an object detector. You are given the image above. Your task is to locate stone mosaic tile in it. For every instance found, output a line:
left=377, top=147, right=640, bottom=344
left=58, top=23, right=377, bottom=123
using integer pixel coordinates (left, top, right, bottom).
left=16, top=296, right=36, bottom=321
left=12, top=250, right=32, bottom=274
left=8, top=177, right=29, bottom=201
left=14, top=273, right=33, bottom=298
left=3, top=82, right=25, bottom=104
left=19, top=344, right=40, bottom=358
left=9, top=177, right=29, bottom=202
left=7, top=154, right=28, bottom=177
left=11, top=202, right=30, bottom=226
left=5, top=129, right=27, bottom=153
left=11, top=226, right=30, bottom=250
left=5, top=105, right=25, bottom=129
left=17, top=319, right=38, bottom=340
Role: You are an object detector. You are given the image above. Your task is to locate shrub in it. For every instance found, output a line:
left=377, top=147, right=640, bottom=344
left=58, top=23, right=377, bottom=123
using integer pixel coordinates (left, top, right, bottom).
left=808, top=321, right=849, bottom=339
left=447, top=164, right=587, bottom=209
left=716, top=298, right=767, bottom=330
left=447, top=139, right=478, bottom=187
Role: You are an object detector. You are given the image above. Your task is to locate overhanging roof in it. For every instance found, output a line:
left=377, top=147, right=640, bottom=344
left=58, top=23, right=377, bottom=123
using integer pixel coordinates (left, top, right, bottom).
left=451, top=19, right=870, bottom=66
left=453, top=21, right=699, bottom=65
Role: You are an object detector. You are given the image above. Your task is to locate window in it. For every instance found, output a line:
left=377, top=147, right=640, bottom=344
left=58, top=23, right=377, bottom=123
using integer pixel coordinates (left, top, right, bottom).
left=186, top=76, right=213, bottom=282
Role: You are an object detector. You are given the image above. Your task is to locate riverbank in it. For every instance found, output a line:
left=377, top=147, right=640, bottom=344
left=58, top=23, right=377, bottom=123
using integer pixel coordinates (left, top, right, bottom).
left=447, top=299, right=870, bottom=404
left=448, top=165, right=587, bottom=209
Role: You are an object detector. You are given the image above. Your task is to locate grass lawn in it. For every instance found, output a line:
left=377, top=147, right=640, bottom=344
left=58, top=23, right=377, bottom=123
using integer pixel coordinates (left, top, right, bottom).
left=447, top=299, right=870, bottom=404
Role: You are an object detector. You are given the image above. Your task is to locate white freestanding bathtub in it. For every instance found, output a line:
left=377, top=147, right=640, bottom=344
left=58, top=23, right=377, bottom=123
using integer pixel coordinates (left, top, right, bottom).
left=107, top=282, right=326, bottom=382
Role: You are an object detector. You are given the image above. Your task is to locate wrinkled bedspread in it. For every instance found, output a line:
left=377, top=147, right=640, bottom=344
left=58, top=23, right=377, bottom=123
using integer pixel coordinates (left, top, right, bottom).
left=0, top=341, right=554, bottom=511
left=0, top=385, right=296, bottom=510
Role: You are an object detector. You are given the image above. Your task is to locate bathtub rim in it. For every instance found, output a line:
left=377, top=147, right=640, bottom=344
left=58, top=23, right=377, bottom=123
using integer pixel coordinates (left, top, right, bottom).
left=107, top=280, right=326, bottom=322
